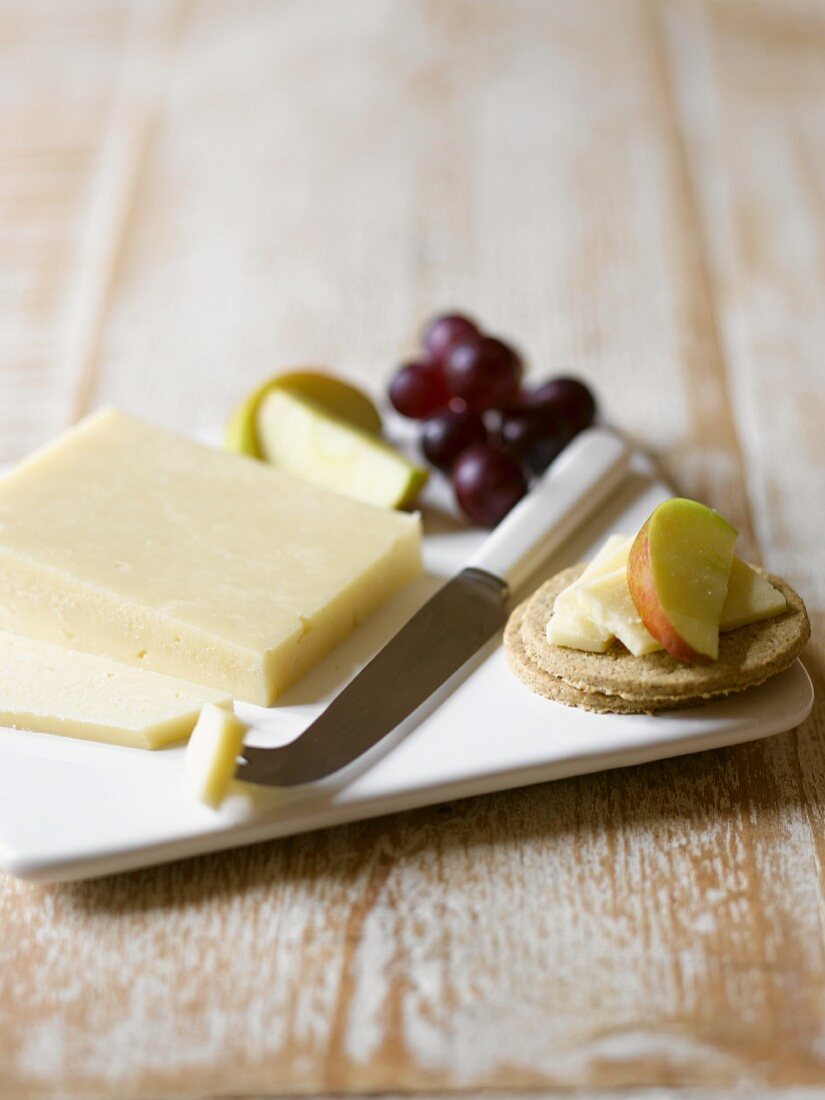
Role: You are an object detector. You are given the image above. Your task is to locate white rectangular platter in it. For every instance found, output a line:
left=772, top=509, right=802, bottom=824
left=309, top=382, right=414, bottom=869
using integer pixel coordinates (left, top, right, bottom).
left=0, top=452, right=813, bottom=882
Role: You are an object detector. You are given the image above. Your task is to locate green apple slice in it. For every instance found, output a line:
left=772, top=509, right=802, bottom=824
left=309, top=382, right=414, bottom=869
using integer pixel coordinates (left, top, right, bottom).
left=257, top=388, right=428, bottom=509
left=225, top=370, right=382, bottom=458
left=628, top=498, right=738, bottom=662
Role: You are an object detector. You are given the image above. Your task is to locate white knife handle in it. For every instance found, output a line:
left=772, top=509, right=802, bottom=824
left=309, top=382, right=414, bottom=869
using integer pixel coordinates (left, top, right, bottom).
left=466, top=427, right=631, bottom=592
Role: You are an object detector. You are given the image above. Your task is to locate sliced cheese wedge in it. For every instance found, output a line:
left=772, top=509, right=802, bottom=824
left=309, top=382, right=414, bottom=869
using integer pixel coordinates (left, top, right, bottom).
left=183, top=703, right=248, bottom=808
left=721, top=556, right=787, bottom=631
left=547, top=534, right=630, bottom=652
left=552, top=534, right=631, bottom=617
left=0, top=631, right=230, bottom=748
left=577, top=569, right=661, bottom=656
left=546, top=611, right=613, bottom=653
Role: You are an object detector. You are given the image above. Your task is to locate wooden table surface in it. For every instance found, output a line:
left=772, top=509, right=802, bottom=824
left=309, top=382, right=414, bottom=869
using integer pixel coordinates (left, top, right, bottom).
left=1, top=2, right=824, bottom=1097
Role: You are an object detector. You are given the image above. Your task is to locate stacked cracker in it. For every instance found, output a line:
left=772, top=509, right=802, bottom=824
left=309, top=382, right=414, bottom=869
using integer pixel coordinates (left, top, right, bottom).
left=505, top=566, right=810, bottom=716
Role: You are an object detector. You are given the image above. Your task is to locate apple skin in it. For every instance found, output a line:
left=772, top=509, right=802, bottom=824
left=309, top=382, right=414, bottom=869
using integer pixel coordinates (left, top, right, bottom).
left=627, top=517, right=713, bottom=663
left=277, top=370, right=382, bottom=434
left=225, top=369, right=382, bottom=459
left=225, top=386, right=265, bottom=457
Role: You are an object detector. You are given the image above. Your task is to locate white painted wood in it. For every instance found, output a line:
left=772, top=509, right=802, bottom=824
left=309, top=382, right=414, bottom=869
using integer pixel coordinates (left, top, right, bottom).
left=1, top=1, right=824, bottom=1097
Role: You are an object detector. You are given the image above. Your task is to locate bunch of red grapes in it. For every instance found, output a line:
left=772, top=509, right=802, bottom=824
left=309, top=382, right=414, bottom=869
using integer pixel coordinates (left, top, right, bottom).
left=389, top=313, right=597, bottom=526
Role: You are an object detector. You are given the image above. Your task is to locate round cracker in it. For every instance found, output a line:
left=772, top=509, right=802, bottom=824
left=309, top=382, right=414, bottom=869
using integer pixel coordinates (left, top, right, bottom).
left=518, top=563, right=810, bottom=704
left=504, top=600, right=700, bottom=714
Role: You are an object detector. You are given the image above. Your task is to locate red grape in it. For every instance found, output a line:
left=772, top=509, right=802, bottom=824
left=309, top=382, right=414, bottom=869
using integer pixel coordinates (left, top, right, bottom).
left=421, top=407, right=487, bottom=470
left=452, top=443, right=527, bottom=527
left=445, top=336, right=523, bottom=411
left=500, top=405, right=567, bottom=475
left=423, top=313, right=479, bottom=362
left=506, top=386, right=532, bottom=409
left=388, top=360, right=450, bottom=419
left=528, top=376, right=596, bottom=433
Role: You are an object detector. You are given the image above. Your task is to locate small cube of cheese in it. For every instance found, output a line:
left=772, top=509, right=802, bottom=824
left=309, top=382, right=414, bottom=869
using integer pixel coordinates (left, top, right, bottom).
left=183, top=704, right=249, bottom=809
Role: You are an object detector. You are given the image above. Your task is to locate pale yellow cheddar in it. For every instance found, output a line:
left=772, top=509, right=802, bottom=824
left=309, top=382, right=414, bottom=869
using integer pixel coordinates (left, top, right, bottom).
left=183, top=703, right=248, bottom=808
left=0, top=630, right=230, bottom=748
left=546, top=534, right=630, bottom=653
left=545, top=612, right=613, bottom=654
left=0, top=409, right=422, bottom=705
left=576, top=569, right=661, bottom=656
left=720, top=556, right=787, bottom=631
left=551, top=534, right=631, bottom=617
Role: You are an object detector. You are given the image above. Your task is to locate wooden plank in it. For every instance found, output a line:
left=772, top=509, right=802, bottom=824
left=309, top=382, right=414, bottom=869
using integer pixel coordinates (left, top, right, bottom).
left=0, top=2, right=128, bottom=463
left=665, top=0, right=825, bottom=1079
left=0, top=1, right=182, bottom=462
left=0, top=0, right=824, bottom=1097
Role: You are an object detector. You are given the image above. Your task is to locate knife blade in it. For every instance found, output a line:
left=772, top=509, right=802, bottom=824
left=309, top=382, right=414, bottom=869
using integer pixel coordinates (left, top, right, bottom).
left=236, top=427, right=630, bottom=788
left=238, top=567, right=507, bottom=787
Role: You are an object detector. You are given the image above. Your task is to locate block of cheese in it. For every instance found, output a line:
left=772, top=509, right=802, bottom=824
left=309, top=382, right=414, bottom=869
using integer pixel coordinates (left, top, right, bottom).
left=0, top=409, right=422, bottom=705
left=0, top=630, right=230, bottom=748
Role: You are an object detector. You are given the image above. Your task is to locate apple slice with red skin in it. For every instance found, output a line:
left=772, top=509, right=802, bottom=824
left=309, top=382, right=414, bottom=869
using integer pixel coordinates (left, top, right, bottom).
left=628, top=498, right=738, bottom=663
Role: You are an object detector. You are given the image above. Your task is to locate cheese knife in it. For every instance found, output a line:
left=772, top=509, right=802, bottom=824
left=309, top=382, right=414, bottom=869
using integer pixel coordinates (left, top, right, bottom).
left=237, top=427, right=630, bottom=787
